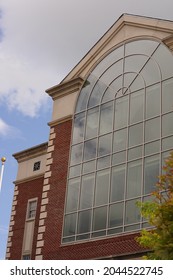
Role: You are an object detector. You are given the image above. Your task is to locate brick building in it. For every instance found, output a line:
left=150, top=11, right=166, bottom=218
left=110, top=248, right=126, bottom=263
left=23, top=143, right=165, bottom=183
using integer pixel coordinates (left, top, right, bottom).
left=6, top=14, right=173, bottom=259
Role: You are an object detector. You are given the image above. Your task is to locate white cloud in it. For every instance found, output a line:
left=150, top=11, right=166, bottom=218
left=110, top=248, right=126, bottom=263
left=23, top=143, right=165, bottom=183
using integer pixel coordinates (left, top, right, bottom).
left=0, top=118, right=20, bottom=138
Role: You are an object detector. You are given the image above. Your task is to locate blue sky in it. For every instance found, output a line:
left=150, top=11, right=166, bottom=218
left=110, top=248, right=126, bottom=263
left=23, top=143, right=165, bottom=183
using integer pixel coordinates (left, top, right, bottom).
left=1, top=0, right=173, bottom=259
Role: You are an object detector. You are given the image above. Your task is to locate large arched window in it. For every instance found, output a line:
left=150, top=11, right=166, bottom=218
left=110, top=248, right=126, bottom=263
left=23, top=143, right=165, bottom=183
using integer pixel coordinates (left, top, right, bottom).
left=62, top=39, right=173, bottom=243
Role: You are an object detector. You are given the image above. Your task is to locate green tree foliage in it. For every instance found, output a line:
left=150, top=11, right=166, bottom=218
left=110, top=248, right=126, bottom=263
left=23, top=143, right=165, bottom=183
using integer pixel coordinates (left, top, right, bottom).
left=137, top=152, right=173, bottom=259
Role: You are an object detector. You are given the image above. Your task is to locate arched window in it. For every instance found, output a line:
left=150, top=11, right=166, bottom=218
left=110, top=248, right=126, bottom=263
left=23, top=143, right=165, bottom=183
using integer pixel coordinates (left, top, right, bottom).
left=62, top=39, right=173, bottom=243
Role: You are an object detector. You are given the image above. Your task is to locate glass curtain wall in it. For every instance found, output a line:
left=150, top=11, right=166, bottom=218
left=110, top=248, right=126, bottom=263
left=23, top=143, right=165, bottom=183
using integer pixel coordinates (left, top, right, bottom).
left=62, top=39, right=173, bottom=243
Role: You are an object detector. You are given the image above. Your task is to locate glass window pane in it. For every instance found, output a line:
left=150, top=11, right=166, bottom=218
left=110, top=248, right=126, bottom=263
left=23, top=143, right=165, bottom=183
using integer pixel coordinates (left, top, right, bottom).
left=101, top=59, right=123, bottom=86
left=145, top=117, right=160, bottom=142
left=126, top=160, right=142, bottom=198
left=123, top=72, right=137, bottom=89
left=111, top=165, right=125, bottom=202
left=84, top=139, right=96, bottom=161
left=93, top=206, right=107, bottom=231
left=71, top=144, right=83, bottom=165
left=130, top=74, right=145, bottom=92
left=85, top=107, right=99, bottom=139
left=162, top=112, right=173, bottom=137
left=113, top=128, right=127, bottom=152
left=162, top=78, right=173, bottom=113
left=63, top=213, right=76, bottom=237
left=93, top=46, right=124, bottom=77
left=125, top=40, right=158, bottom=56
left=152, top=44, right=173, bottom=80
left=140, top=58, right=161, bottom=86
left=76, top=75, right=97, bottom=113
left=125, top=55, right=148, bottom=73
left=146, top=84, right=160, bottom=118
left=130, top=89, right=144, bottom=124
left=145, top=140, right=160, bottom=156
left=162, top=136, right=173, bottom=151
left=109, top=202, right=123, bottom=228
left=125, top=224, right=140, bottom=232
left=129, top=123, right=143, bottom=147
left=82, top=160, right=96, bottom=174
left=102, top=76, right=123, bottom=102
left=125, top=199, right=140, bottom=225
left=80, top=174, right=95, bottom=210
left=97, top=155, right=110, bottom=169
left=114, top=96, right=128, bottom=129
left=72, top=113, right=85, bottom=144
left=128, top=146, right=142, bottom=161
left=100, top=101, right=113, bottom=134
left=69, top=165, right=81, bottom=178
left=144, top=155, right=159, bottom=194
left=77, top=210, right=91, bottom=234
left=95, top=169, right=110, bottom=206
left=88, top=79, right=107, bottom=108
left=112, top=151, right=126, bottom=165
left=98, top=134, right=112, bottom=157
left=66, top=178, right=80, bottom=212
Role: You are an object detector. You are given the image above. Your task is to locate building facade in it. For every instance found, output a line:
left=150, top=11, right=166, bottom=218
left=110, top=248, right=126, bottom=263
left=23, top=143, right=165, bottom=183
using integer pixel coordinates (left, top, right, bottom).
left=6, top=14, right=173, bottom=259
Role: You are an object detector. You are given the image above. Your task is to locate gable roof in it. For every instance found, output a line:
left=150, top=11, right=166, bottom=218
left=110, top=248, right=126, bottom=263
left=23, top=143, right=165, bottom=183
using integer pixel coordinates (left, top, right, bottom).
left=61, top=13, right=173, bottom=84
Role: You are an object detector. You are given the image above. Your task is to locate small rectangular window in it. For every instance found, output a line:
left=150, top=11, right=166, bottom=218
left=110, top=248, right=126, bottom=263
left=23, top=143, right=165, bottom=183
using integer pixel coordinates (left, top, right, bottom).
left=22, top=254, right=31, bottom=260
left=33, top=161, right=41, bottom=171
left=27, top=200, right=37, bottom=219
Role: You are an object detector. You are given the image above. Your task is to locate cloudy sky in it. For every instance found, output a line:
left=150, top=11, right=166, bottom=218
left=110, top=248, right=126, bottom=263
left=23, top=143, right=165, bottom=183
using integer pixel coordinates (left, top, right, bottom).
left=1, top=0, right=173, bottom=259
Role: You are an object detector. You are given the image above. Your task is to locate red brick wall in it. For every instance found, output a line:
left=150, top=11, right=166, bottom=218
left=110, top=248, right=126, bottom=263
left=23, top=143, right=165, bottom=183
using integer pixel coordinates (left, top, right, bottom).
left=43, top=120, right=145, bottom=260
left=9, top=177, right=44, bottom=260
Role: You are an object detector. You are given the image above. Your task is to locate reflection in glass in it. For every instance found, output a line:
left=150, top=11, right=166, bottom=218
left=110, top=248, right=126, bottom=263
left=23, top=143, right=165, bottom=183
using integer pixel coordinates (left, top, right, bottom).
left=112, top=151, right=126, bottom=165
left=83, top=160, right=96, bottom=174
left=71, top=144, right=83, bottom=165
left=109, top=203, right=123, bottom=228
left=98, top=134, right=112, bottom=157
left=66, top=178, right=80, bottom=212
left=125, top=199, right=140, bottom=225
left=162, top=136, right=173, bottom=151
left=114, top=96, right=128, bottom=129
left=84, top=139, right=96, bottom=161
left=80, top=174, right=95, bottom=209
left=69, top=165, right=81, bottom=178
left=126, top=160, right=142, bottom=198
left=129, top=123, right=143, bottom=147
left=111, top=165, right=125, bottom=202
left=144, top=155, right=159, bottom=194
left=76, top=75, right=97, bottom=113
left=125, top=55, right=147, bottom=73
left=73, top=112, right=85, bottom=144
left=128, top=146, right=142, bottom=161
left=145, top=117, right=160, bottom=142
left=100, top=102, right=113, bottom=134
left=125, top=40, right=158, bottom=56
left=95, top=169, right=110, bottom=206
left=162, top=112, right=173, bottom=137
left=146, top=84, right=160, bottom=118
left=162, top=78, right=173, bottom=113
left=77, top=210, right=91, bottom=234
left=130, top=89, right=144, bottom=123
left=145, top=140, right=160, bottom=156
left=88, top=79, right=107, bottom=108
left=140, top=58, right=161, bottom=86
left=97, top=156, right=110, bottom=169
left=93, top=206, right=107, bottom=231
left=85, top=107, right=99, bottom=139
left=103, top=76, right=123, bottom=102
left=101, top=60, right=123, bottom=86
left=63, top=213, right=76, bottom=237
left=113, top=128, right=127, bottom=152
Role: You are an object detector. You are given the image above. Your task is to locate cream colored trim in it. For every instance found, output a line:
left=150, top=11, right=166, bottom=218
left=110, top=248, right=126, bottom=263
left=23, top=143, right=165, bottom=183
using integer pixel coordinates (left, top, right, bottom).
left=13, top=173, right=44, bottom=185
left=46, top=76, right=84, bottom=100
left=13, top=142, right=48, bottom=163
left=35, top=255, right=43, bottom=260
left=36, top=240, right=44, bottom=247
left=48, top=115, right=72, bottom=127
left=163, top=35, right=173, bottom=51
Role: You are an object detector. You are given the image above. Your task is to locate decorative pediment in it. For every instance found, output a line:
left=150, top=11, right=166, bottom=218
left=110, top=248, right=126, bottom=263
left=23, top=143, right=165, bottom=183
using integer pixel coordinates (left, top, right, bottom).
left=61, top=14, right=173, bottom=83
